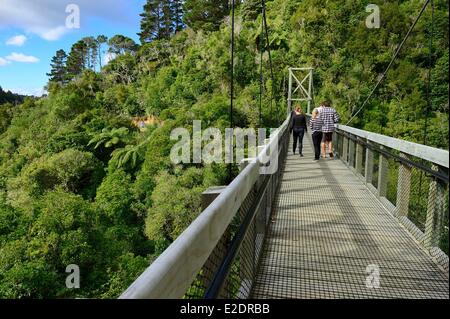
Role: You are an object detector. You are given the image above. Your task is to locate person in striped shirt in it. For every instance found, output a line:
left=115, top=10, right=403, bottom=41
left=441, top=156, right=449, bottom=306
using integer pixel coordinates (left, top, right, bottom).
left=310, top=108, right=324, bottom=161
left=318, top=101, right=340, bottom=158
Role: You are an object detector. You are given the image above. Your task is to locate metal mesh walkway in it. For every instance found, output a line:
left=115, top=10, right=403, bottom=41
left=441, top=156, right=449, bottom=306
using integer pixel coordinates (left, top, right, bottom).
left=251, top=135, right=449, bottom=299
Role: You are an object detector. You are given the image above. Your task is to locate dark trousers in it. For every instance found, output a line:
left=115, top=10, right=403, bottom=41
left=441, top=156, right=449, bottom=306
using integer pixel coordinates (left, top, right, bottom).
left=312, top=131, right=323, bottom=160
left=293, top=128, right=305, bottom=154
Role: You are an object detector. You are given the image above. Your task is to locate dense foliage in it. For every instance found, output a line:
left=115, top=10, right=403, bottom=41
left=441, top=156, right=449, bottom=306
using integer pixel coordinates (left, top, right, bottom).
left=0, top=0, right=448, bottom=298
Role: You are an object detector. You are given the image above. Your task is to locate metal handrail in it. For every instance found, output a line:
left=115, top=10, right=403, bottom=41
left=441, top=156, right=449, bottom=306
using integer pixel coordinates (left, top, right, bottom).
left=338, top=131, right=449, bottom=183
left=336, top=124, right=449, bottom=168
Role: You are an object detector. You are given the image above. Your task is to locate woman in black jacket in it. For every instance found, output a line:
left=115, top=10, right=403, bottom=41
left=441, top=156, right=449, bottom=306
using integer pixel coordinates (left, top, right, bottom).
left=290, top=105, right=307, bottom=156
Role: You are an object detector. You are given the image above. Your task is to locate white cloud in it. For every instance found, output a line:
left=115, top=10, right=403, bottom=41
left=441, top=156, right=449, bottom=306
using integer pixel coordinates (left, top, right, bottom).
left=103, top=52, right=116, bottom=65
left=3, top=87, right=47, bottom=97
left=40, top=26, right=67, bottom=41
left=0, top=57, right=11, bottom=66
left=0, top=0, right=136, bottom=41
left=6, top=35, right=27, bottom=46
left=6, top=52, right=40, bottom=63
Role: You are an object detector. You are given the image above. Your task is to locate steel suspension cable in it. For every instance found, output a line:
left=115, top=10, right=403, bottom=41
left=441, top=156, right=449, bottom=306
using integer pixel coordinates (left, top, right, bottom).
left=230, top=0, right=235, bottom=130
left=423, top=0, right=434, bottom=146
left=259, top=10, right=264, bottom=127
left=346, top=0, right=431, bottom=126
left=228, top=0, right=235, bottom=183
left=262, top=0, right=276, bottom=121
left=419, top=0, right=435, bottom=202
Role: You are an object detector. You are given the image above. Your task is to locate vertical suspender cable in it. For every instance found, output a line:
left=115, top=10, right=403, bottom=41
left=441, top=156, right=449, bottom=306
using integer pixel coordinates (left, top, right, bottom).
left=423, top=0, right=434, bottom=146
left=262, top=0, right=276, bottom=120
left=259, top=11, right=264, bottom=127
left=230, top=0, right=235, bottom=130
left=228, top=0, right=235, bottom=184
left=419, top=0, right=435, bottom=200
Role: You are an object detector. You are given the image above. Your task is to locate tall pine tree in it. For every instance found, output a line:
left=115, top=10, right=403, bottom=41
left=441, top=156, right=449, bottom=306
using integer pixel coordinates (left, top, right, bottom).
left=138, top=0, right=184, bottom=43
left=47, top=49, right=68, bottom=84
left=242, top=0, right=262, bottom=21
left=171, top=0, right=184, bottom=32
left=138, top=0, right=164, bottom=43
left=96, top=35, right=108, bottom=69
left=161, top=0, right=174, bottom=39
left=82, top=36, right=99, bottom=71
left=183, top=0, right=229, bottom=32
left=66, top=40, right=88, bottom=80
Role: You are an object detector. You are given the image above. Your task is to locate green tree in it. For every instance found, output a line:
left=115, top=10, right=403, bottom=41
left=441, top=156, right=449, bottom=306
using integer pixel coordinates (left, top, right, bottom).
left=242, top=0, right=262, bottom=21
left=139, top=0, right=164, bottom=43
left=6, top=149, right=103, bottom=208
left=95, top=169, right=134, bottom=224
left=171, top=0, right=184, bottom=32
left=183, top=0, right=229, bottom=32
left=88, top=127, right=131, bottom=150
left=110, top=138, right=149, bottom=171
left=138, top=0, right=185, bottom=43
left=46, top=49, right=68, bottom=84
left=145, top=168, right=205, bottom=248
left=0, top=86, right=25, bottom=104
left=108, top=35, right=138, bottom=55
left=66, top=40, right=88, bottom=80
left=96, top=35, right=109, bottom=69
left=0, top=103, right=14, bottom=134
left=82, top=36, right=99, bottom=70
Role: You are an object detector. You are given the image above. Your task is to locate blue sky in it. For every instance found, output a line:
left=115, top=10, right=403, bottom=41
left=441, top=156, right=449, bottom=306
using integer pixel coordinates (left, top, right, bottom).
left=0, top=0, right=146, bottom=96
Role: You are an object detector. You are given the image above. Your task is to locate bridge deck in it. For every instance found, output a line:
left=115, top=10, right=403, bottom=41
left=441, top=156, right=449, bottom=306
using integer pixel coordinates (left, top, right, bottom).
left=251, top=136, right=449, bottom=299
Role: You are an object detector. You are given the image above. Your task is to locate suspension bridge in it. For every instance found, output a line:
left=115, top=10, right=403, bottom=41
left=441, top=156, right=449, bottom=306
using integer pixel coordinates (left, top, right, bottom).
left=120, top=0, right=448, bottom=299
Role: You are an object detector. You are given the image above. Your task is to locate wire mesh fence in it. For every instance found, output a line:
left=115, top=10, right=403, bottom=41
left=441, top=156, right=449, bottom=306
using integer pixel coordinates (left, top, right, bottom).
left=334, top=130, right=449, bottom=263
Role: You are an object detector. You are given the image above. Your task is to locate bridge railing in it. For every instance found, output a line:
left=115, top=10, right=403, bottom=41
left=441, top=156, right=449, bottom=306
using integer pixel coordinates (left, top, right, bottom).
left=120, top=116, right=291, bottom=299
left=334, top=125, right=449, bottom=271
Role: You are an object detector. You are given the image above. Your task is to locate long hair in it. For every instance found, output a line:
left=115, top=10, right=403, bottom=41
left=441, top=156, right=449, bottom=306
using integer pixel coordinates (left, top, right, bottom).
left=294, top=104, right=304, bottom=114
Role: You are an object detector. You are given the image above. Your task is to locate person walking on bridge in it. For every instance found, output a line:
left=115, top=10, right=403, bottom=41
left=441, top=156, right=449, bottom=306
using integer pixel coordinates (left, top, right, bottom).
left=310, top=108, right=323, bottom=161
left=318, top=101, right=340, bottom=158
left=290, top=105, right=307, bottom=156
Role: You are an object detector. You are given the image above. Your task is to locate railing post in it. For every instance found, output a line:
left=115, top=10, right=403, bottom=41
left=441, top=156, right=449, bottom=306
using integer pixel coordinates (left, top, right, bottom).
left=365, top=146, right=374, bottom=185
left=334, top=132, right=340, bottom=158
left=378, top=147, right=389, bottom=198
left=342, top=135, right=349, bottom=163
left=202, top=186, right=227, bottom=210
left=200, top=186, right=228, bottom=296
left=355, top=140, right=363, bottom=175
left=307, top=68, right=313, bottom=114
left=424, top=166, right=446, bottom=249
left=287, top=68, right=292, bottom=116
left=395, top=153, right=412, bottom=217
left=348, top=137, right=355, bottom=168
